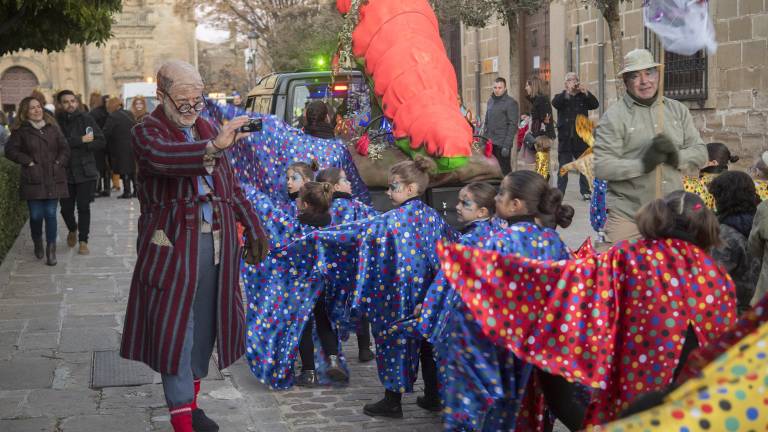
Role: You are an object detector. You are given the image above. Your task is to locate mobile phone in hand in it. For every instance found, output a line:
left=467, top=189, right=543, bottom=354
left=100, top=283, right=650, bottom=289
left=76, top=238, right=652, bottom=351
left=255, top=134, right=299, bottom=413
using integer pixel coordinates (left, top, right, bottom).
left=238, top=118, right=262, bottom=133
left=85, top=126, right=93, bottom=135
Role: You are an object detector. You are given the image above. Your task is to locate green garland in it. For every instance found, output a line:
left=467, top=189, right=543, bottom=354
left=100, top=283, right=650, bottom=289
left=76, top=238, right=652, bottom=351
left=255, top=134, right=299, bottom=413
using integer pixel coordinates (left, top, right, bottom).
left=338, top=0, right=367, bottom=69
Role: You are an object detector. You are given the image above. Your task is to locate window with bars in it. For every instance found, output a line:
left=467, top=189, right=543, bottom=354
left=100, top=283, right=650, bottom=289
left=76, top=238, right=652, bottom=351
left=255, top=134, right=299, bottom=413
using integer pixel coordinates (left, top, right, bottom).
left=644, top=29, right=708, bottom=103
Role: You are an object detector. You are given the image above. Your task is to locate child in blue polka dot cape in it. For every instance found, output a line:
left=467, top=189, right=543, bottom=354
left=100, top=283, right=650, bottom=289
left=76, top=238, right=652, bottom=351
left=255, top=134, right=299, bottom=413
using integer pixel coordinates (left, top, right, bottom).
left=243, top=181, right=351, bottom=389
left=436, top=171, right=587, bottom=431
left=315, top=167, right=380, bottom=363
left=256, top=156, right=460, bottom=416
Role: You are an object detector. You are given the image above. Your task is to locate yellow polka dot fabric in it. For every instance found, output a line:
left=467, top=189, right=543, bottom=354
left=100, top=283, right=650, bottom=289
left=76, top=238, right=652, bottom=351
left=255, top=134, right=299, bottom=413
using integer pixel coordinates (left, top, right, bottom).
left=684, top=173, right=768, bottom=210
left=591, top=320, right=768, bottom=432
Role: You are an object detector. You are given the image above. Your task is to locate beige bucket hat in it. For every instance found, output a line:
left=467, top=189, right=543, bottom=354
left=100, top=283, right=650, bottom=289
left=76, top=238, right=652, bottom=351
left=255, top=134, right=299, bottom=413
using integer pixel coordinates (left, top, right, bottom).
left=618, top=49, right=662, bottom=76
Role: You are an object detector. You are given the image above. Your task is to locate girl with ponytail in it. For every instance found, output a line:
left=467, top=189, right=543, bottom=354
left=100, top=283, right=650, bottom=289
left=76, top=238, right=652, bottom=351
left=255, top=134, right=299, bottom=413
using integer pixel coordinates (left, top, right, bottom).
left=315, top=167, right=379, bottom=362
left=292, top=181, right=350, bottom=387
left=433, top=170, right=584, bottom=431
left=437, top=189, right=735, bottom=427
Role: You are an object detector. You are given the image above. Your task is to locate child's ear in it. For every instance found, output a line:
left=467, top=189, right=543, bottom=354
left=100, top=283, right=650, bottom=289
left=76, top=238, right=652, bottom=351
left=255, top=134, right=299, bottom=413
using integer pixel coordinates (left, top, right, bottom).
left=407, top=183, right=419, bottom=196
left=478, top=207, right=490, bottom=219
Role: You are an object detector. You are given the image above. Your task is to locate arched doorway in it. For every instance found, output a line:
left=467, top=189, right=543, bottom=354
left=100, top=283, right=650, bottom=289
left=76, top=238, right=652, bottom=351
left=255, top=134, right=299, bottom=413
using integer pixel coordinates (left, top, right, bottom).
left=0, top=66, right=39, bottom=112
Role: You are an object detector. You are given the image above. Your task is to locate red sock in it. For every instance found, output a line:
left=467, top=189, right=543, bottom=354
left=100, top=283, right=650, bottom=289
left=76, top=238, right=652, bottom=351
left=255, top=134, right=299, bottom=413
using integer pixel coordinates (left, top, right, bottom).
left=169, top=403, right=194, bottom=432
left=192, top=379, right=201, bottom=411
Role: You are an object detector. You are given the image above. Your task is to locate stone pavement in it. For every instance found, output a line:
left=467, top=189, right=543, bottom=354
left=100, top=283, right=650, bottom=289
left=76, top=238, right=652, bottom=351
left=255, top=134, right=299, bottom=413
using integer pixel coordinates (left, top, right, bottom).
left=0, top=175, right=592, bottom=431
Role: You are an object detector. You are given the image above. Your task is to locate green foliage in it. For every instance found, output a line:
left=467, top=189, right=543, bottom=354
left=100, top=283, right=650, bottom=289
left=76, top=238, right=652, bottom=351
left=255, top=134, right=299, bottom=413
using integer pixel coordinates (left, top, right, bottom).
left=263, top=3, right=343, bottom=72
left=0, top=0, right=122, bottom=55
left=0, top=157, right=27, bottom=265
left=430, top=0, right=543, bottom=27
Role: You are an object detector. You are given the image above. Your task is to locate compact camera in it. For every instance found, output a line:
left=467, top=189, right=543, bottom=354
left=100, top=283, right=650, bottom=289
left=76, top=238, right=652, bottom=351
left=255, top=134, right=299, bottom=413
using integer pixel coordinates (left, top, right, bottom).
left=238, top=118, right=263, bottom=133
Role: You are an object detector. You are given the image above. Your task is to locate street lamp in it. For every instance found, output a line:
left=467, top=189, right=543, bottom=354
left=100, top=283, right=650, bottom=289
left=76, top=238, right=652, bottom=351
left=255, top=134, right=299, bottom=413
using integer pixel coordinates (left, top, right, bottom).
left=247, top=32, right=259, bottom=89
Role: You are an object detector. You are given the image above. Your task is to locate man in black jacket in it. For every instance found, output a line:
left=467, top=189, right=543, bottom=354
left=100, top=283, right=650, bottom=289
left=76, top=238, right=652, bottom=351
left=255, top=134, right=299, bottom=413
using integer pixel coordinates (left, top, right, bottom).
left=56, top=90, right=106, bottom=255
left=483, top=77, right=519, bottom=175
left=552, top=72, right=599, bottom=199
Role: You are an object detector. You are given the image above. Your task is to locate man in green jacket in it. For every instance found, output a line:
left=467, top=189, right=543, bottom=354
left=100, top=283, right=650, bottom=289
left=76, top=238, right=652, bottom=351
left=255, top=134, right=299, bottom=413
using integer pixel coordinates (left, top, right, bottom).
left=594, top=49, right=707, bottom=243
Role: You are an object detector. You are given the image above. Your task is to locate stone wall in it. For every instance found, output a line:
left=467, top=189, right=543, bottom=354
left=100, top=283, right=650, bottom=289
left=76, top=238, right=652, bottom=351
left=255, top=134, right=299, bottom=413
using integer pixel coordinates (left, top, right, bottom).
left=0, top=0, right=197, bottom=107
left=460, top=17, right=518, bottom=122
left=559, top=0, right=768, bottom=165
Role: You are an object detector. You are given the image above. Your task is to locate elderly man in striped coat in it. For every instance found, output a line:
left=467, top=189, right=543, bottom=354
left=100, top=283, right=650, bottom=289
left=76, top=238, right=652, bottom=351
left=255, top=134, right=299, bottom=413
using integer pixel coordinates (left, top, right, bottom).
left=120, top=60, right=268, bottom=432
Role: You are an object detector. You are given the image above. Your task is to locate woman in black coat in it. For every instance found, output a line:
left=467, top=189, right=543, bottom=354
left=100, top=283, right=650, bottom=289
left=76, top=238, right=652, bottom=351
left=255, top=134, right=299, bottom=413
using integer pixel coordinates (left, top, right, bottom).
left=525, top=76, right=556, bottom=139
left=4, top=96, right=70, bottom=265
left=103, top=97, right=137, bottom=198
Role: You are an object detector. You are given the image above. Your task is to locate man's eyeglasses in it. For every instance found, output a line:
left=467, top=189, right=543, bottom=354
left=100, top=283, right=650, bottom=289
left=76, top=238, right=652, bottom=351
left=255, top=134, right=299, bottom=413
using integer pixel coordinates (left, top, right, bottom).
left=162, top=91, right=205, bottom=114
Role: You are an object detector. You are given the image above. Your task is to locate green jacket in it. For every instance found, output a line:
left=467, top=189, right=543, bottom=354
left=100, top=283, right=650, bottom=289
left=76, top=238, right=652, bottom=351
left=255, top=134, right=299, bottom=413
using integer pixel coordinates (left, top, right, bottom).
left=748, top=200, right=768, bottom=306
left=594, top=93, right=707, bottom=220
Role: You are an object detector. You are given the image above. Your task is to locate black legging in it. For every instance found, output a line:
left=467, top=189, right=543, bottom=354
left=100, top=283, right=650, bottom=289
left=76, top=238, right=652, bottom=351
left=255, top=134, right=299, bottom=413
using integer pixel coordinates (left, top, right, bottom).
left=539, top=370, right=587, bottom=431
left=357, top=317, right=371, bottom=349
left=299, top=300, right=339, bottom=371
left=539, top=325, right=701, bottom=429
left=420, top=339, right=439, bottom=399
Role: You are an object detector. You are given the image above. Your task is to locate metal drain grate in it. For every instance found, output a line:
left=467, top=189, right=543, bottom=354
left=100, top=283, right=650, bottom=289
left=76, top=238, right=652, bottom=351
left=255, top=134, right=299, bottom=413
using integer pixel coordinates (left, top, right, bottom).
left=91, top=350, right=223, bottom=389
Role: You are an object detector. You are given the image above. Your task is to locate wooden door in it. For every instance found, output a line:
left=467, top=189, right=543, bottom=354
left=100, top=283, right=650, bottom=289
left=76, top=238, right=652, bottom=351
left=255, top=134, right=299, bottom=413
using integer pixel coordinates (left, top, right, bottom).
left=0, top=67, right=39, bottom=111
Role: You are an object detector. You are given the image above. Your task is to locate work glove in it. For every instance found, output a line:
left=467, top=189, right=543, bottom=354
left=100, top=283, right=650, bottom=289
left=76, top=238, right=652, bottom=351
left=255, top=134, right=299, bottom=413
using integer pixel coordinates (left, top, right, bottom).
left=641, top=134, right=679, bottom=173
left=652, top=133, right=680, bottom=168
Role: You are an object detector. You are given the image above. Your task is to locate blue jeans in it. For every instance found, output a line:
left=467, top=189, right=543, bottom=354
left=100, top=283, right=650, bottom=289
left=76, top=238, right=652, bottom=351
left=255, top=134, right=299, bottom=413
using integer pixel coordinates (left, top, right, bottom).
left=28, top=199, right=58, bottom=243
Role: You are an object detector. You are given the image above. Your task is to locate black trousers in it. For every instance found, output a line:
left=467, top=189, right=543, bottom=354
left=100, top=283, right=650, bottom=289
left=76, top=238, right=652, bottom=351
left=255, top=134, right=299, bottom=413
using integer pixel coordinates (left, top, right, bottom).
left=121, top=174, right=135, bottom=196
left=356, top=317, right=372, bottom=349
left=492, top=145, right=512, bottom=175
left=60, top=181, right=95, bottom=243
left=557, top=149, right=590, bottom=196
left=299, top=300, right=339, bottom=371
left=96, top=167, right=111, bottom=194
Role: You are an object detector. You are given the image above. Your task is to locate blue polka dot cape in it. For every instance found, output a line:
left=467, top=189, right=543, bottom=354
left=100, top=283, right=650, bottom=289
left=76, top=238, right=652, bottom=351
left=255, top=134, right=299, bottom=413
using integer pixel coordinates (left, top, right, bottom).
left=250, top=199, right=459, bottom=393
left=203, top=101, right=371, bottom=206
left=241, top=193, right=378, bottom=389
left=411, top=219, right=497, bottom=344
left=435, top=222, right=572, bottom=432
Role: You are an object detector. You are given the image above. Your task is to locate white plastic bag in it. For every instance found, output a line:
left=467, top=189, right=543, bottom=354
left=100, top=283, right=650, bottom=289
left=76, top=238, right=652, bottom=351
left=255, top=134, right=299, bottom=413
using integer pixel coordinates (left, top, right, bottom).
left=643, top=0, right=717, bottom=55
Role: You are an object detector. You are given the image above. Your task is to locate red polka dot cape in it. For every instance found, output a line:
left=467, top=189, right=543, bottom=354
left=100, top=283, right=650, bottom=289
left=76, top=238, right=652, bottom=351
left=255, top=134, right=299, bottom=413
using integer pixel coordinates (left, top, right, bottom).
left=438, top=237, right=737, bottom=425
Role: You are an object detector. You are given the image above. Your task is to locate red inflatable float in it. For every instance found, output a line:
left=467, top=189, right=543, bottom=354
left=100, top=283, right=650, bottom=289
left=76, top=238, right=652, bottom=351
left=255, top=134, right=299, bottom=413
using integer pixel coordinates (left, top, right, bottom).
left=337, top=0, right=472, bottom=170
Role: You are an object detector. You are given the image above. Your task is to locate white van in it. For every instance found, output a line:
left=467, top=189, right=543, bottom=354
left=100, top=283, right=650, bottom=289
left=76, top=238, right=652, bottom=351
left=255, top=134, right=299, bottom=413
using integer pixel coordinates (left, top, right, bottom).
left=122, top=82, right=158, bottom=112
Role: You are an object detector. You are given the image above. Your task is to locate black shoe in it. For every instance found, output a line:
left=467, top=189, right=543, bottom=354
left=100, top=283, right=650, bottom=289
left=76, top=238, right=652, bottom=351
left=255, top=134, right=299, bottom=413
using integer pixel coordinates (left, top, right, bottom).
left=326, top=355, right=349, bottom=382
left=582, top=193, right=592, bottom=201
left=100, top=190, right=110, bottom=197
left=363, top=397, right=403, bottom=418
left=131, top=192, right=137, bottom=198
left=33, top=238, right=43, bottom=259
left=295, top=370, right=319, bottom=387
left=358, top=347, right=375, bottom=363
left=416, top=395, right=442, bottom=412
left=192, top=408, right=219, bottom=432
left=45, top=243, right=57, bottom=266
left=117, top=193, right=131, bottom=199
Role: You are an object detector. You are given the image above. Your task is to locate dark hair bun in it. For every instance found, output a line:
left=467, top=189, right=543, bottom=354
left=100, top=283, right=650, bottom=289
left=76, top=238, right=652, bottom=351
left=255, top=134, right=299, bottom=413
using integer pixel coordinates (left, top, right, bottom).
left=556, top=204, right=575, bottom=228
left=412, top=155, right=437, bottom=176
left=538, top=187, right=564, bottom=215
left=309, top=159, right=320, bottom=172
left=539, top=187, right=573, bottom=228
left=729, top=155, right=740, bottom=163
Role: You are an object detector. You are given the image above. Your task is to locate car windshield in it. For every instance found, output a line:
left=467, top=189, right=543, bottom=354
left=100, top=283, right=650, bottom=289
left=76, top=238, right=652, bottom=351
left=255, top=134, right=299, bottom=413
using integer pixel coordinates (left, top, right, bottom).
left=288, top=75, right=370, bottom=128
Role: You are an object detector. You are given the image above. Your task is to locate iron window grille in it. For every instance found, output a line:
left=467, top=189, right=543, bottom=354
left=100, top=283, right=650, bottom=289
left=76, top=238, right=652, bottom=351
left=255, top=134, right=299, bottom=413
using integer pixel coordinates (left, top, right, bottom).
left=644, top=29, right=708, bottom=105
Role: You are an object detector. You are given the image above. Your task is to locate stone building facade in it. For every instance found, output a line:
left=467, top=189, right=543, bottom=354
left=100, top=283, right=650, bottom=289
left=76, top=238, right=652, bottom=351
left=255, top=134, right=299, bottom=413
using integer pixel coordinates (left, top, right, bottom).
left=0, top=0, right=197, bottom=113
left=460, top=0, right=768, bottom=163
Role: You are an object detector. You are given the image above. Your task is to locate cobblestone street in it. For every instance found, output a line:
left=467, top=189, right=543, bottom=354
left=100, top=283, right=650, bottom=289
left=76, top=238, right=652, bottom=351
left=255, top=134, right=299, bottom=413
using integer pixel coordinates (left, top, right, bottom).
left=0, top=175, right=590, bottom=431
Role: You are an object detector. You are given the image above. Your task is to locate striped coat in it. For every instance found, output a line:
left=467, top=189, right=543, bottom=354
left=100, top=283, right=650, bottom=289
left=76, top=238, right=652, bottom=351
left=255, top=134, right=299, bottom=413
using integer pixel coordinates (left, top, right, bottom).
left=120, top=106, right=265, bottom=374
